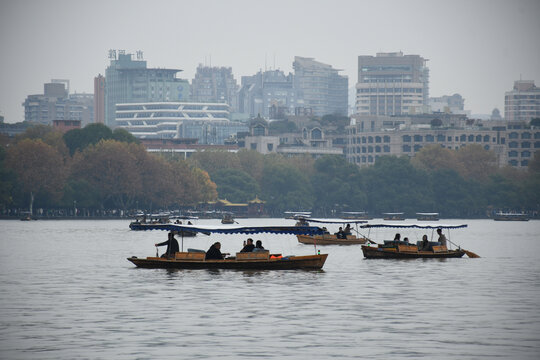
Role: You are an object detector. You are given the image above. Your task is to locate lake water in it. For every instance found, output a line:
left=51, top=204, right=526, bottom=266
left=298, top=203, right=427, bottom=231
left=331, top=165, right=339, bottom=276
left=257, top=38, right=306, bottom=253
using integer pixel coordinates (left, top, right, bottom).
left=1, top=218, right=539, bottom=359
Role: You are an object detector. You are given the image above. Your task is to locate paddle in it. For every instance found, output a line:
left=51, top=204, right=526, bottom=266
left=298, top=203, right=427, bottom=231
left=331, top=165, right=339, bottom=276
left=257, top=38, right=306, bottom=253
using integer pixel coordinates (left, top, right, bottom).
left=447, top=238, right=480, bottom=258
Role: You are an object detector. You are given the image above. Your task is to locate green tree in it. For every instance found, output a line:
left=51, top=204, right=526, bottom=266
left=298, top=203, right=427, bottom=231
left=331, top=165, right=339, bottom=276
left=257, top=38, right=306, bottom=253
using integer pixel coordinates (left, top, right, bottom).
left=6, top=139, right=67, bottom=214
left=363, top=156, right=433, bottom=215
left=70, top=140, right=141, bottom=209
left=311, top=155, right=367, bottom=215
left=63, top=123, right=113, bottom=155
left=213, top=168, right=260, bottom=203
left=112, top=128, right=140, bottom=144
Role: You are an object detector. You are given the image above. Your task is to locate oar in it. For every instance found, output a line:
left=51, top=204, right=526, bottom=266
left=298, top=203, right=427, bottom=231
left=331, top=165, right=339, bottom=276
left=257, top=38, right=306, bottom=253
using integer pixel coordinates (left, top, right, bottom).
left=352, top=228, right=377, bottom=244
left=447, top=238, right=480, bottom=258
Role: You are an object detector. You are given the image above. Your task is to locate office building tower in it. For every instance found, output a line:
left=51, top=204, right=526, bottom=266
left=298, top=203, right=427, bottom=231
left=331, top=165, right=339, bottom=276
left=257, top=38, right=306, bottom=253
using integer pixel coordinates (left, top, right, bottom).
left=293, top=56, right=348, bottom=117
left=356, top=52, right=429, bottom=116
left=94, top=74, right=105, bottom=124
left=104, top=51, right=190, bottom=127
left=23, top=81, right=93, bottom=126
left=505, top=80, right=540, bottom=122
left=237, top=69, right=301, bottom=118
left=191, top=65, right=238, bottom=109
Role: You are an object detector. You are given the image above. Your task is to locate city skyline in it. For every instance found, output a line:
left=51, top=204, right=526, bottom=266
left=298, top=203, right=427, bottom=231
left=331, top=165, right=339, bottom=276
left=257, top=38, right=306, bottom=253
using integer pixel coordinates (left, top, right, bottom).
left=1, top=0, right=539, bottom=123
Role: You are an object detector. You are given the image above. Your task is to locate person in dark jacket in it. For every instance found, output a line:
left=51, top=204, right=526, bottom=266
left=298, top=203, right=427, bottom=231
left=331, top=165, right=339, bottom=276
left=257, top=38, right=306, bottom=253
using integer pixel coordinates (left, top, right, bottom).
left=155, top=232, right=179, bottom=258
left=205, top=242, right=224, bottom=260
left=240, top=238, right=255, bottom=252
left=253, top=240, right=265, bottom=251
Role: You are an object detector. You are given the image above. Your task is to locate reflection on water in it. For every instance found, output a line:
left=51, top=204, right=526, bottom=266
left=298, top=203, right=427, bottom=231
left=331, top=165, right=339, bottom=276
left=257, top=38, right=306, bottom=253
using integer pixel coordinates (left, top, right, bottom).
left=0, top=219, right=539, bottom=359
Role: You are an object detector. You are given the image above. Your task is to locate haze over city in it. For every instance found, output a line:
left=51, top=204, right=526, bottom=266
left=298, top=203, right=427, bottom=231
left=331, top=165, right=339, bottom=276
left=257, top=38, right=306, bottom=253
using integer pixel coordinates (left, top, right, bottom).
left=1, top=0, right=539, bottom=123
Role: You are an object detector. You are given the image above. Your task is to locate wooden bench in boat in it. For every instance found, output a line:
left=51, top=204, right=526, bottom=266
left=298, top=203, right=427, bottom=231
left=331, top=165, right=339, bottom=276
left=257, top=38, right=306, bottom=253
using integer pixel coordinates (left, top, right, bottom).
left=175, top=252, right=206, bottom=261
left=397, top=244, right=418, bottom=253
left=235, top=251, right=270, bottom=261
left=431, top=245, right=448, bottom=253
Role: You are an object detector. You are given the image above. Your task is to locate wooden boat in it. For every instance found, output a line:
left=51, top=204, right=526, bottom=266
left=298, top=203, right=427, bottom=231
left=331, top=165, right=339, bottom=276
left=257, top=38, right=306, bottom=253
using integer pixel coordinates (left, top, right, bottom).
left=493, top=212, right=529, bottom=221
left=129, top=214, right=198, bottom=236
left=127, top=224, right=328, bottom=270
left=341, top=211, right=373, bottom=220
left=382, top=212, right=405, bottom=221
left=416, top=212, right=439, bottom=221
left=294, top=218, right=370, bottom=245
left=221, top=212, right=236, bottom=224
left=359, top=223, right=478, bottom=259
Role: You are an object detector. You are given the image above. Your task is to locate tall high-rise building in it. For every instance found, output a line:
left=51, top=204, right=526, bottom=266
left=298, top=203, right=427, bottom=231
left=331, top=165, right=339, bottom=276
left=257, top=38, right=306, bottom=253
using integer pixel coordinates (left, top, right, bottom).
left=191, top=65, right=238, bottom=109
left=356, top=52, right=429, bottom=116
left=104, top=51, right=190, bottom=127
left=293, top=56, right=348, bottom=117
left=94, top=74, right=105, bottom=124
left=23, top=81, right=93, bottom=126
left=505, top=80, right=540, bottom=122
left=237, top=69, right=301, bottom=118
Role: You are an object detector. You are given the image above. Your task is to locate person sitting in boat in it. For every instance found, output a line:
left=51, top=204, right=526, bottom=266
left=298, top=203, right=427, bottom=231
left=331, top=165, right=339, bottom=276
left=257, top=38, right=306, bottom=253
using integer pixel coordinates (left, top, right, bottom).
left=253, top=240, right=265, bottom=252
left=420, top=234, right=430, bottom=251
left=437, top=229, right=447, bottom=247
left=343, top=224, right=352, bottom=236
left=205, top=242, right=224, bottom=260
left=322, top=227, right=329, bottom=234
left=240, top=238, right=255, bottom=252
left=155, top=232, right=179, bottom=258
left=403, top=237, right=409, bottom=244
left=393, top=233, right=401, bottom=243
left=335, top=227, right=345, bottom=239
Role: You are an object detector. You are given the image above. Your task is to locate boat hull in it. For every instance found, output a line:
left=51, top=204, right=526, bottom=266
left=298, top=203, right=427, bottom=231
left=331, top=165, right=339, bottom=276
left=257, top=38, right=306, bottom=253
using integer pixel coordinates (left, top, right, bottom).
left=297, top=234, right=368, bottom=245
left=361, top=245, right=465, bottom=259
left=127, top=254, right=328, bottom=270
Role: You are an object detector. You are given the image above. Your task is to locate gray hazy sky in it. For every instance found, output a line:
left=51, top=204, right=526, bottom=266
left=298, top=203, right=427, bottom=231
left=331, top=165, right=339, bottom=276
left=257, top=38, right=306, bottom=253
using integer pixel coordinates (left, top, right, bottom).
left=1, top=0, right=539, bottom=123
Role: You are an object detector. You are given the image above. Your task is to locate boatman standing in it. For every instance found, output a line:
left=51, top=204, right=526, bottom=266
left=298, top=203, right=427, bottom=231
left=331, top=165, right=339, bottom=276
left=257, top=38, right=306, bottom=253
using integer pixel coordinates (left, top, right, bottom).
left=155, top=232, right=180, bottom=258
left=436, top=228, right=447, bottom=247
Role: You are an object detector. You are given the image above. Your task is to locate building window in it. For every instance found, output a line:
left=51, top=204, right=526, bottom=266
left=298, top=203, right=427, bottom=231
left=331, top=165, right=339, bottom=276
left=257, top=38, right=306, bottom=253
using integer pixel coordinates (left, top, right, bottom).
left=484, top=135, right=490, bottom=142
left=476, top=135, right=482, bottom=142
left=368, top=146, right=373, bottom=153
left=437, top=134, right=445, bottom=142
left=362, top=137, right=366, bottom=143
left=534, top=132, right=540, bottom=139
left=403, top=135, right=411, bottom=142
left=460, top=134, right=466, bottom=142
left=509, top=141, right=518, bottom=148
left=414, top=135, right=423, bottom=142
left=383, top=145, right=390, bottom=152
left=521, top=160, right=529, bottom=166
left=535, top=141, right=540, bottom=148
left=522, top=151, right=531, bottom=157
left=484, top=145, right=490, bottom=151
left=383, top=135, right=390, bottom=143
left=522, top=141, right=531, bottom=148
left=426, top=134, right=434, bottom=142
left=375, top=146, right=381, bottom=153
left=368, top=136, right=373, bottom=143
left=522, top=132, right=531, bottom=139
left=509, top=160, right=518, bottom=166
left=509, top=132, right=519, bottom=139
left=468, top=135, right=474, bottom=142
left=403, top=144, right=411, bottom=152
left=508, top=150, right=518, bottom=157
left=250, top=143, right=257, bottom=150
left=267, top=144, right=274, bottom=151
left=414, top=144, right=422, bottom=152
left=362, top=146, right=367, bottom=153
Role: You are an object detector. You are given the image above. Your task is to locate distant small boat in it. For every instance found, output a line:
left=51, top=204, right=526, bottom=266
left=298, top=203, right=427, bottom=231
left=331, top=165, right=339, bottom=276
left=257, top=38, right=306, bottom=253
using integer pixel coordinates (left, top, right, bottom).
left=221, top=212, right=236, bottom=224
left=382, top=212, right=405, bottom=221
left=493, top=212, right=529, bottom=221
left=416, top=212, right=439, bottom=221
left=295, top=218, right=370, bottom=245
left=341, top=211, right=373, bottom=220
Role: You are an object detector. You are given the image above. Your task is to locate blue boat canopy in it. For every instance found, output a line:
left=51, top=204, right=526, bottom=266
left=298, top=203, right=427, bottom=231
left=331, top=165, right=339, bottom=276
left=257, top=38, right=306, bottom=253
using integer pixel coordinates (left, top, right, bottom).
left=361, top=223, right=467, bottom=229
left=133, top=224, right=325, bottom=235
